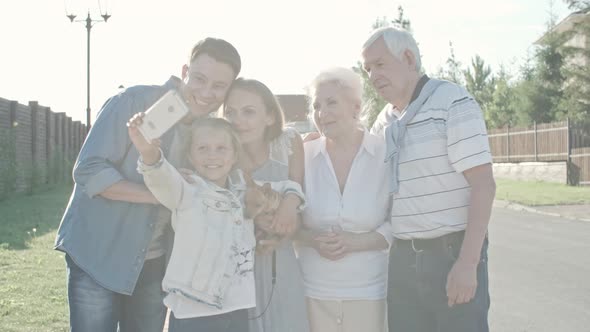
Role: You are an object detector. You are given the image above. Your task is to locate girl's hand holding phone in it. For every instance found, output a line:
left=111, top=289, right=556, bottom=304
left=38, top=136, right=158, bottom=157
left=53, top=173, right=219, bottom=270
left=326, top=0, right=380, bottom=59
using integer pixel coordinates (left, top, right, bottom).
left=127, top=112, right=161, bottom=165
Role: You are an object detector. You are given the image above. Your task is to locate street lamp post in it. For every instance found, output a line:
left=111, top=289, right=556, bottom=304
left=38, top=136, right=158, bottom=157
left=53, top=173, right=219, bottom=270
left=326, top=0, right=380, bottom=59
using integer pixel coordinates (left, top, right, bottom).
left=67, top=11, right=111, bottom=128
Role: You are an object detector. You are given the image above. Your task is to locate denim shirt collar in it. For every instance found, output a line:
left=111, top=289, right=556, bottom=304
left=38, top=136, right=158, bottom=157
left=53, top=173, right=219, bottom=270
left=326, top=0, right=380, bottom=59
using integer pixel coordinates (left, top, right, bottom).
left=163, top=76, right=183, bottom=92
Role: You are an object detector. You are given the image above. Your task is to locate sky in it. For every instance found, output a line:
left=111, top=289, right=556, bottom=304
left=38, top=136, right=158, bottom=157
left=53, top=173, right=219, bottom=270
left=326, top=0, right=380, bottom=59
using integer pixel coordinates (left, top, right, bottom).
left=0, top=0, right=573, bottom=123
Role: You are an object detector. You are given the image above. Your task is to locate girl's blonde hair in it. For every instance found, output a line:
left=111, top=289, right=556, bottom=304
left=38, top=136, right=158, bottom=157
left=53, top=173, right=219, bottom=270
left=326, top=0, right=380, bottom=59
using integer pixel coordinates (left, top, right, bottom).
left=182, top=118, right=242, bottom=168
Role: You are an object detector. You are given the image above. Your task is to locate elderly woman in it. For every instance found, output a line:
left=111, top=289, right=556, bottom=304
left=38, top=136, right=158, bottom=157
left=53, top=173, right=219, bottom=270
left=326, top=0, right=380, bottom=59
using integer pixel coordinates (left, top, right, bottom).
left=297, top=67, right=392, bottom=332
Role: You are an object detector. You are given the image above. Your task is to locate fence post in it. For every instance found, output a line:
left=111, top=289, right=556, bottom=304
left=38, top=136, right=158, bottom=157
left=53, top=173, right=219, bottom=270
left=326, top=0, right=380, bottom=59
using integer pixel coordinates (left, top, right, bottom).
left=9, top=101, right=17, bottom=132
left=507, top=125, right=511, bottom=162
left=46, top=107, right=53, bottom=184
left=6, top=101, right=18, bottom=195
left=566, top=118, right=572, bottom=185
left=63, top=116, right=69, bottom=181
left=534, top=121, right=538, bottom=162
left=55, top=112, right=65, bottom=182
left=567, top=118, right=571, bottom=161
left=29, top=101, right=38, bottom=174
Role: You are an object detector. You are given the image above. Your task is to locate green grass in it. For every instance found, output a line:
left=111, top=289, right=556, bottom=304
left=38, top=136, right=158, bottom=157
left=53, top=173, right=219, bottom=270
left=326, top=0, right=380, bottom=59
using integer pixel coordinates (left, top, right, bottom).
left=0, top=179, right=588, bottom=331
left=0, top=185, right=72, bottom=332
left=496, top=179, right=590, bottom=206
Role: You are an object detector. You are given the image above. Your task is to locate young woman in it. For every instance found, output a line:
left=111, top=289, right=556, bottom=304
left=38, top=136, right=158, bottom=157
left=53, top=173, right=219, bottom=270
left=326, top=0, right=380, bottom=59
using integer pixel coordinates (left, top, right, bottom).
left=222, top=78, right=310, bottom=332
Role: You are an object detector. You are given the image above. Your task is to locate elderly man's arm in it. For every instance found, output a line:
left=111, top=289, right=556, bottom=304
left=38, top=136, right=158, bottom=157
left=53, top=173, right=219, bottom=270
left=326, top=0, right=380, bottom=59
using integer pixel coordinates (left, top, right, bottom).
left=446, top=163, right=495, bottom=307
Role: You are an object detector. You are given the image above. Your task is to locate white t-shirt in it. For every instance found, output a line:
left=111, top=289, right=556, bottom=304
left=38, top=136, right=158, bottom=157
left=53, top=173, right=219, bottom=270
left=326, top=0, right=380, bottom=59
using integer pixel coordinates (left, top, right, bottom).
left=300, top=131, right=392, bottom=300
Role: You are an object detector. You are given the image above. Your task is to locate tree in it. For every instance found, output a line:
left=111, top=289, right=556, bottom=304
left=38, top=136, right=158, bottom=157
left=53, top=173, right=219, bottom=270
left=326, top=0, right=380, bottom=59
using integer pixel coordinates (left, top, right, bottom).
left=463, top=55, right=494, bottom=108
left=514, top=4, right=568, bottom=124
left=354, top=6, right=412, bottom=128
left=392, top=5, right=412, bottom=30
left=562, top=0, right=590, bottom=10
left=557, top=14, right=590, bottom=123
left=436, top=42, right=464, bottom=85
left=484, top=66, right=517, bottom=128
left=512, top=79, right=555, bottom=125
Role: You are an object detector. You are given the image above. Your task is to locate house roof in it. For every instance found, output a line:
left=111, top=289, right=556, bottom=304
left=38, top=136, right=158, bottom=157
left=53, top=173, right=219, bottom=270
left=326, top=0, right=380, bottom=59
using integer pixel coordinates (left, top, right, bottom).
left=534, top=8, right=590, bottom=45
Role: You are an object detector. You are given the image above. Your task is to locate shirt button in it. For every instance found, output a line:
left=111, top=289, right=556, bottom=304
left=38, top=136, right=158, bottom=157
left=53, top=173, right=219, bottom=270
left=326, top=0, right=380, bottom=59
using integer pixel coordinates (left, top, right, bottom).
left=141, top=249, right=146, bottom=253
left=336, top=318, right=342, bottom=324
left=235, top=220, right=242, bottom=225
left=216, top=202, right=222, bottom=208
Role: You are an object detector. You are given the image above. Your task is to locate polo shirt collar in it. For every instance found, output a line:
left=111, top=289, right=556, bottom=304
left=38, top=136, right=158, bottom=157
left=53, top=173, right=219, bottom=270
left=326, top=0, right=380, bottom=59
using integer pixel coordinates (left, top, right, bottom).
left=390, top=74, right=430, bottom=119
left=409, top=74, right=430, bottom=105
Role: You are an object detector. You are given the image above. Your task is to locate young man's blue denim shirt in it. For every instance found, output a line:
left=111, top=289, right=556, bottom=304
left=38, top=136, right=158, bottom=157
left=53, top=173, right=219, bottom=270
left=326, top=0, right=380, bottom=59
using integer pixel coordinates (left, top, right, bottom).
left=54, top=77, right=182, bottom=295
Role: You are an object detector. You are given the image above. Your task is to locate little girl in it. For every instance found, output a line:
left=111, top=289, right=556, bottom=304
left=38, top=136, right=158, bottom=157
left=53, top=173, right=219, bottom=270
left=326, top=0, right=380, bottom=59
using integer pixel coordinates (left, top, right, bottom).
left=127, top=115, right=303, bottom=332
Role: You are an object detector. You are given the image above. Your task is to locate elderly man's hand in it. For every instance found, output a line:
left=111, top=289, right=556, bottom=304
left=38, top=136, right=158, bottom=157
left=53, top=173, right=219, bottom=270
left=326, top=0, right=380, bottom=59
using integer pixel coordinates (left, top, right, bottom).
left=446, top=259, right=478, bottom=307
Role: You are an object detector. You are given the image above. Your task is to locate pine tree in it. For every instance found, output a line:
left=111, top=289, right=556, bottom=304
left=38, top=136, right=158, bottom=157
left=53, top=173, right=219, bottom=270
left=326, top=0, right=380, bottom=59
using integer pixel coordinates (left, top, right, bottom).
left=463, top=55, right=494, bottom=108
left=436, top=42, right=464, bottom=85
left=557, top=11, right=590, bottom=124
left=484, top=66, right=517, bottom=128
left=563, top=0, right=590, bottom=10
left=515, top=4, right=568, bottom=124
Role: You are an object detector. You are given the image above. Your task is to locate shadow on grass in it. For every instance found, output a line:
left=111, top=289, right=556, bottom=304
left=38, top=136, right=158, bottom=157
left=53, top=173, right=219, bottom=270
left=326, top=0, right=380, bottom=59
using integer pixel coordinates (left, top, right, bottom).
left=0, top=184, right=72, bottom=250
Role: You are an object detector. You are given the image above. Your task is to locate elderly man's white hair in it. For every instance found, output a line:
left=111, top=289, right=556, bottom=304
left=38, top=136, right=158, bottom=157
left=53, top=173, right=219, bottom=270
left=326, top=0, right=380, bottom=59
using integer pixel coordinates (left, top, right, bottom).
left=362, top=26, right=422, bottom=72
left=306, top=67, right=362, bottom=106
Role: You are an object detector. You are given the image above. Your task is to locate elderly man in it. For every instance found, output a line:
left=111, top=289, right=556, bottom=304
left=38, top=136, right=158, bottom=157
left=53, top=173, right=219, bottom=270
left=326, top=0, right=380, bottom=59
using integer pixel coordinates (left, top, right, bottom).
left=362, top=26, right=496, bottom=332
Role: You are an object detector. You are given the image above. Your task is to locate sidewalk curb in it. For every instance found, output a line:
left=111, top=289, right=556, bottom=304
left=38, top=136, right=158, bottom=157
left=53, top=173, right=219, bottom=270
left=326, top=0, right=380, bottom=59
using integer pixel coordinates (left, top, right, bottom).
left=493, top=200, right=590, bottom=222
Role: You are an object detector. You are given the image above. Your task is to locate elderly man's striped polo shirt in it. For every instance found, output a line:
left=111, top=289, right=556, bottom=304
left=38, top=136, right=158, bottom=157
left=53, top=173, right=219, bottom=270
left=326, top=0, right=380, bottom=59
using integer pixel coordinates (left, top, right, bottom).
left=372, top=79, right=492, bottom=240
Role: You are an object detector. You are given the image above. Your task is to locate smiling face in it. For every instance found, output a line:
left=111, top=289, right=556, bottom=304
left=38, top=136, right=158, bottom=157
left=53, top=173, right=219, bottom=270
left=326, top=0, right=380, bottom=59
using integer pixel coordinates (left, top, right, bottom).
left=362, top=37, right=418, bottom=108
left=181, top=54, right=236, bottom=119
left=311, top=82, right=360, bottom=139
left=223, top=88, right=275, bottom=146
left=188, top=126, right=238, bottom=187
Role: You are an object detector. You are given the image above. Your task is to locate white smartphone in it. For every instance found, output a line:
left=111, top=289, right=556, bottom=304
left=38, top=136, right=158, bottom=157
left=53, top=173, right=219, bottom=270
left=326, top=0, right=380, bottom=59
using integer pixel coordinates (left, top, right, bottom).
left=138, top=90, right=189, bottom=143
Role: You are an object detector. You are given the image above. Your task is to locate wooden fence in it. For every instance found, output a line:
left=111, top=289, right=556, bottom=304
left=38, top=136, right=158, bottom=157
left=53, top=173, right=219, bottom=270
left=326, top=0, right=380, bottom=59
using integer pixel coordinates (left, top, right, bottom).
left=0, top=97, right=87, bottom=199
left=488, top=119, right=590, bottom=185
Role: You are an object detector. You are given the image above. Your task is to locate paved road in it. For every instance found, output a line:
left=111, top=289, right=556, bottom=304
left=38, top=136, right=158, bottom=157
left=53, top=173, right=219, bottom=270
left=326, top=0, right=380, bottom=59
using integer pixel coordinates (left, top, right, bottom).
left=489, top=207, right=590, bottom=332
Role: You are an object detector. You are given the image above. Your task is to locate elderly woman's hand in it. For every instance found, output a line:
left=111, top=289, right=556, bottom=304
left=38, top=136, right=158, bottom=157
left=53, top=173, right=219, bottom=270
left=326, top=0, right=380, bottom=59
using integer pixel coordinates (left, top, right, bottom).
left=313, top=226, right=356, bottom=260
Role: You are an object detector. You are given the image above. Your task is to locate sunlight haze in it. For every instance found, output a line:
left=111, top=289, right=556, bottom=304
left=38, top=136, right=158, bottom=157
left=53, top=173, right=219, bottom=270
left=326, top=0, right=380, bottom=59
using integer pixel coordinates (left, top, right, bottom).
left=0, top=0, right=571, bottom=123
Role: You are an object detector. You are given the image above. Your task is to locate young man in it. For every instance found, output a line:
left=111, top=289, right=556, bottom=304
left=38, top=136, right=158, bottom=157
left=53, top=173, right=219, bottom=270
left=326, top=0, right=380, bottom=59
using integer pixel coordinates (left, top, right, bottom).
left=54, top=37, right=241, bottom=332
left=362, top=27, right=496, bottom=332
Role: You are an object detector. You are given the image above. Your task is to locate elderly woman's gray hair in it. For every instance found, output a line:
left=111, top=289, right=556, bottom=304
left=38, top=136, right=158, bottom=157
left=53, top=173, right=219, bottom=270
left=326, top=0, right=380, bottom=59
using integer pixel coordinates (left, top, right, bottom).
left=306, top=67, right=363, bottom=108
